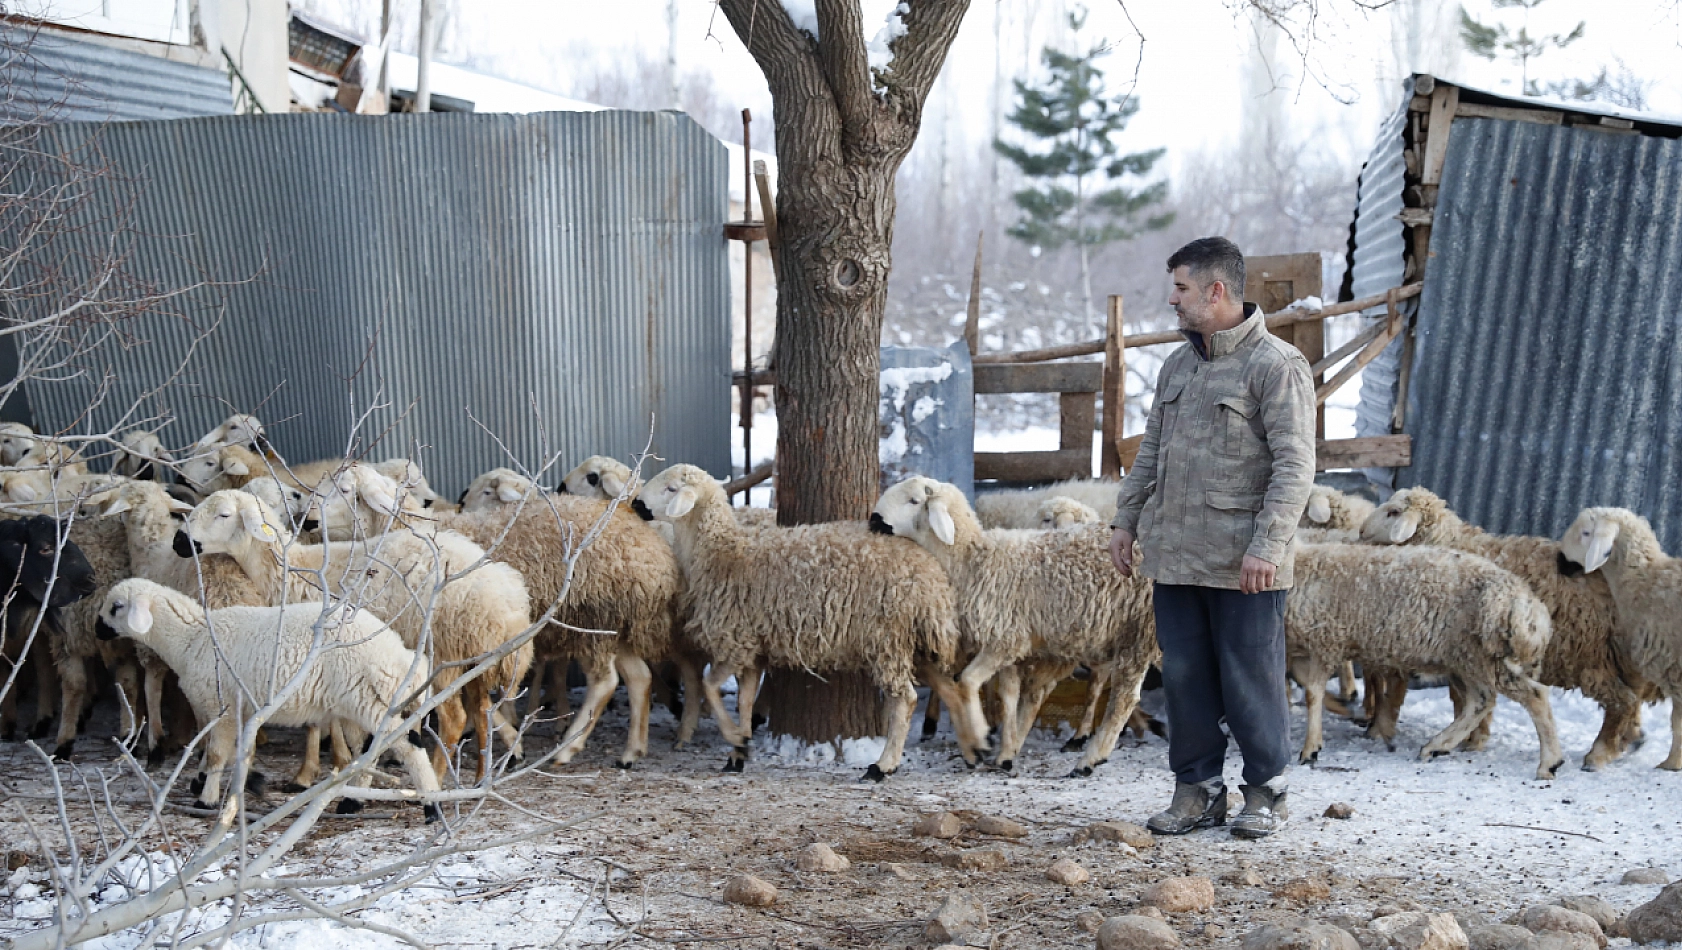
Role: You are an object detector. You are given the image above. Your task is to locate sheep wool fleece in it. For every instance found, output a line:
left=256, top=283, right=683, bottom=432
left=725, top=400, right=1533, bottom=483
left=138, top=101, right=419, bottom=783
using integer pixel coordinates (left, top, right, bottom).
left=1112, top=305, right=1316, bottom=589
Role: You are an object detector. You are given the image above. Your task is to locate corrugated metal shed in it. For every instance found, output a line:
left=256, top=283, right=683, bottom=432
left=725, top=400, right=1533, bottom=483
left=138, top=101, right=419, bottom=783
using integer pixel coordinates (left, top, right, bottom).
left=0, top=23, right=234, bottom=122
left=1351, top=76, right=1682, bottom=549
left=16, top=110, right=731, bottom=495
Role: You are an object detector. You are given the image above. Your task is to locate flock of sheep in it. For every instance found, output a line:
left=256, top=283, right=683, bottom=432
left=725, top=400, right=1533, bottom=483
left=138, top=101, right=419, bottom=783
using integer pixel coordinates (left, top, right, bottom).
left=0, top=412, right=1678, bottom=823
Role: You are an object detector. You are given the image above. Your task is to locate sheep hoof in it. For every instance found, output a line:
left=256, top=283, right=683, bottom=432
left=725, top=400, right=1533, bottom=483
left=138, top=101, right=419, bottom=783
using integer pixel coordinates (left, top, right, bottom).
left=920, top=719, right=939, bottom=740
left=51, top=741, right=74, bottom=762
left=722, top=751, right=746, bottom=773
left=1384, top=739, right=1397, bottom=752
left=750, top=713, right=767, bottom=732
left=1300, top=750, right=1320, bottom=765
left=1146, top=717, right=1167, bottom=739
left=192, top=799, right=216, bottom=812
left=189, top=773, right=206, bottom=795
left=1066, top=766, right=1095, bottom=779
left=1061, top=735, right=1090, bottom=752
left=30, top=719, right=53, bottom=740
left=245, top=771, right=268, bottom=798
left=1539, top=760, right=1564, bottom=779
left=1350, top=716, right=1371, bottom=728
left=613, top=759, right=634, bottom=770
left=1426, top=749, right=1450, bottom=760
left=334, top=798, right=365, bottom=815
left=282, top=781, right=309, bottom=794
left=147, top=745, right=168, bottom=769
left=1658, top=760, right=1682, bottom=772
left=861, top=764, right=893, bottom=782
left=995, top=758, right=1014, bottom=773
left=423, top=804, right=442, bottom=824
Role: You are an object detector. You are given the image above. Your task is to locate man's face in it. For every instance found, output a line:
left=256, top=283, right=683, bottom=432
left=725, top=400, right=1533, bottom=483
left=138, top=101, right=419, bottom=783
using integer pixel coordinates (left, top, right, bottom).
left=1169, top=265, right=1219, bottom=334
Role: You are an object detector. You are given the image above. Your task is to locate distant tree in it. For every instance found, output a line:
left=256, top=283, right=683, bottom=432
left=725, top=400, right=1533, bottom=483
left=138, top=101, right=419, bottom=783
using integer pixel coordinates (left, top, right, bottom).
left=995, top=8, right=1171, bottom=335
left=1533, top=60, right=1651, bottom=111
left=1459, top=0, right=1584, bottom=95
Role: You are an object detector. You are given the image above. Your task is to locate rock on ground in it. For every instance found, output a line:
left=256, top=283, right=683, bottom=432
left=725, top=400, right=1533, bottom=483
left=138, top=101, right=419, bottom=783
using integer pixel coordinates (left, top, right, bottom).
left=973, top=815, right=1028, bottom=838
left=915, top=812, right=964, bottom=839
left=1526, top=933, right=1601, bottom=950
left=1273, top=878, right=1333, bottom=904
left=1465, top=924, right=1535, bottom=950
left=1077, top=910, right=1107, bottom=933
left=1241, top=918, right=1362, bottom=950
left=1142, top=876, right=1215, bottom=913
left=1087, top=821, right=1156, bottom=849
left=1622, top=868, right=1670, bottom=887
left=1048, top=858, right=1092, bottom=886
left=1549, top=897, right=1619, bottom=934
left=1324, top=803, right=1356, bottom=819
left=926, top=894, right=989, bottom=943
left=1098, top=915, right=1182, bottom=950
left=722, top=874, right=777, bottom=907
left=941, top=847, right=1009, bottom=871
left=1368, top=912, right=1470, bottom=950
left=1625, top=882, right=1682, bottom=945
left=794, top=842, right=849, bottom=873
left=1225, top=866, right=1267, bottom=887
left=1134, top=906, right=1168, bottom=921
left=1516, top=905, right=1606, bottom=948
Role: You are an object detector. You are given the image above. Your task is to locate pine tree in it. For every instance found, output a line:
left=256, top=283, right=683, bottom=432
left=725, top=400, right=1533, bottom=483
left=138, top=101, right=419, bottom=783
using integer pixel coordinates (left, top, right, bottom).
left=1459, top=0, right=1584, bottom=95
left=995, top=7, right=1171, bottom=334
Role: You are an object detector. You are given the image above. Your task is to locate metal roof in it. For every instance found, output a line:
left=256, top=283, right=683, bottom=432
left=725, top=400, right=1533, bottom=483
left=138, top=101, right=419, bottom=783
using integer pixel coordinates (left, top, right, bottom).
left=0, top=22, right=234, bottom=123
left=16, top=110, right=732, bottom=496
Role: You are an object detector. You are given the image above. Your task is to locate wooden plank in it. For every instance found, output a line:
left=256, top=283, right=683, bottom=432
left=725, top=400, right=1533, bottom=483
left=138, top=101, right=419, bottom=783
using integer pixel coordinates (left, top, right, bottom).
left=974, top=361, right=1103, bottom=394
left=1315, top=305, right=1402, bottom=405
left=1118, top=434, right=1144, bottom=471
left=1059, top=392, right=1096, bottom=453
left=1454, top=101, right=1563, bottom=126
left=1422, top=84, right=1461, bottom=186
left=1246, top=253, right=1324, bottom=438
left=1100, top=295, right=1124, bottom=479
left=723, top=459, right=774, bottom=495
left=964, top=231, right=983, bottom=357
left=1311, top=319, right=1388, bottom=377
left=1317, top=435, right=1412, bottom=471
left=975, top=449, right=1092, bottom=483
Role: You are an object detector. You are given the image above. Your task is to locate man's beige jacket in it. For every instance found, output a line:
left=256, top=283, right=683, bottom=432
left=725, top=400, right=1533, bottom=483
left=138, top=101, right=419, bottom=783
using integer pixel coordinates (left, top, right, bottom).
left=1111, top=304, right=1316, bottom=590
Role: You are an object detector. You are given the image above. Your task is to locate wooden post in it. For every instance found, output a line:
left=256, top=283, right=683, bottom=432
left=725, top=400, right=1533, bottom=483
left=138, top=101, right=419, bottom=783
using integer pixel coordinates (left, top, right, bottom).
left=1246, top=253, right=1325, bottom=438
left=752, top=161, right=778, bottom=283
left=414, top=0, right=434, bottom=113
left=964, top=231, right=983, bottom=357
left=740, top=109, right=755, bottom=500
left=1100, top=295, right=1124, bottom=478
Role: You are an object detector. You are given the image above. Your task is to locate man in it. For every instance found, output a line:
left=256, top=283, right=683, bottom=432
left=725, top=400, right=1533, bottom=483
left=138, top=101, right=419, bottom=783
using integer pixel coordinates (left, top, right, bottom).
left=1109, top=237, right=1315, bottom=840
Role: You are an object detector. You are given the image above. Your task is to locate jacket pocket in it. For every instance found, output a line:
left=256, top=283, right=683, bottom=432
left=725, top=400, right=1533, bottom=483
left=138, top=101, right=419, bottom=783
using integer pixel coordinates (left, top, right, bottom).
left=1206, top=490, right=1265, bottom=512
left=1156, top=375, right=1187, bottom=445
left=1213, top=394, right=1259, bottom=458
left=1208, top=490, right=1265, bottom=561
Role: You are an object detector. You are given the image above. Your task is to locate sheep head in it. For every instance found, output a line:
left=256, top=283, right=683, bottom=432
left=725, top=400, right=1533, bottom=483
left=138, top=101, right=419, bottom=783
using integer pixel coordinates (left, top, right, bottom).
left=118, top=429, right=172, bottom=480
left=0, top=423, right=36, bottom=466
left=1558, top=508, right=1624, bottom=577
left=371, top=458, right=441, bottom=508
left=195, top=413, right=269, bottom=454
left=560, top=456, right=637, bottom=500
left=1037, top=495, right=1098, bottom=530
left=459, top=468, right=537, bottom=512
left=871, top=476, right=966, bottom=547
left=634, top=464, right=721, bottom=522
left=0, top=514, right=98, bottom=607
left=1304, top=487, right=1334, bottom=526
left=180, top=489, right=286, bottom=558
left=241, top=477, right=318, bottom=534
left=1361, top=489, right=1423, bottom=544
left=98, top=578, right=162, bottom=640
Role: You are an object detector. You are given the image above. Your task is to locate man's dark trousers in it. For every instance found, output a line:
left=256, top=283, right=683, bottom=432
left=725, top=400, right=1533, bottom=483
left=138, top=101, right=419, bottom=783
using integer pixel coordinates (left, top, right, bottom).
left=1153, top=583, right=1290, bottom=787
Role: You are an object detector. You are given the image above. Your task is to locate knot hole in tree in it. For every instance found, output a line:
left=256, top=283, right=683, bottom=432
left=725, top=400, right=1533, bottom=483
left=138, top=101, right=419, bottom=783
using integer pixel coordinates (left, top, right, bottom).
left=831, top=258, right=862, bottom=290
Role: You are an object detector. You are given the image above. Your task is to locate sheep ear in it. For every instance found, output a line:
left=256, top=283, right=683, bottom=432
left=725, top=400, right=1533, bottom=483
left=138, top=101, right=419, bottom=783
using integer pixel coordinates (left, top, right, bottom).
left=496, top=481, right=525, bottom=504
left=166, top=498, right=193, bottom=514
left=360, top=471, right=401, bottom=516
left=600, top=471, right=627, bottom=498
left=222, top=457, right=251, bottom=478
left=927, top=498, right=956, bottom=546
left=1583, top=520, right=1617, bottom=574
left=100, top=495, right=133, bottom=517
left=127, top=593, right=154, bottom=635
left=1386, top=510, right=1420, bottom=544
left=9, top=481, right=36, bottom=503
left=666, top=486, right=698, bottom=519
left=1306, top=494, right=1332, bottom=525
left=241, top=500, right=279, bottom=542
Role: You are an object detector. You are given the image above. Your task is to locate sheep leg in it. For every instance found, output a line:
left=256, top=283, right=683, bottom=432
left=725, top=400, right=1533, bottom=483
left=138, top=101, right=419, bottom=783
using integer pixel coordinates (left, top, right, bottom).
left=492, top=708, right=524, bottom=764
left=142, top=661, right=168, bottom=763
left=195, top=717, right=237, bottom=809
left=289, top=725, right=325, bottom=791
left=729, top=665, right=763, bottom=754
left=553, top=659, right=618, bottom=766
left=700, top=663, right=746, bottom=748
left=921, top=691, right=942, bottom=740
left=26, top=646, right=59, bottom=739
left=1581, top=677, right=1643, bottom=771
left=110, top=658, right=142, bottom=741
left=1066, top=666, right=1112, bottom=751
left=672, top=655, right=703, bottom=749
left=1494, top=670, right=1563, bottom=779
left=955, top=650, right=1015, bottom=766
left=863, top=684, right=916, bottom=782
left=918, top=661, right=978, bottom=754
left=1295, top=656, right=1328, bottom=765
left=1449, top=680, right=1494, bottom=751
left=429, top=697, right=470, bottom=781
left=1338, top=660, right=1360, bottom=707
left=1072, top=662, right=1149, bottom=777
left=1420, top=679, right=1496, bottom=761
left=1365, top=669, right=1406, bottom=750
left=613, top=652, right=652, bottom=768
left=991, top=665, right=1022, bottom=767
left=52, top=656, right=91, bottom=761
left=460, top=680, right=495, bottom=783
left=1662, top=698, right=1682, bottom=772
left=392, top=728, right=445, bottom=824
left=998, top=661, right=1074, bottom=769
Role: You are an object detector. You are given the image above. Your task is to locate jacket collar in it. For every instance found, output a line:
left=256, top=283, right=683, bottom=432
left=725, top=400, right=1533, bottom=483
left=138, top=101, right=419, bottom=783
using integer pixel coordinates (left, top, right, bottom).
left=1183, top=303, right=1265, bottom=361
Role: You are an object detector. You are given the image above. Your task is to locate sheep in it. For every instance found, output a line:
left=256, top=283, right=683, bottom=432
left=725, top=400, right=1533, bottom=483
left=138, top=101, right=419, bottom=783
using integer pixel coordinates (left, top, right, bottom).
left=634, top=464, right=966, bottom=779
left=1557, top=507, right=1682, bottom=770
left=180, top=490, right=533, bottom=782
left=0, top=423, right=35, bottom=466
left=1360, top=488, right=1656, bottom=770
left=95, top=579, right=442, bottom=818
left=458, top=467, right=545, bottom=512
left=1287, top=542, right=1564, bottom=779
left=1037, top=496, right=1099, bottom=530
left=325, top=464, right=700, bottom=769
left=0, top=471, right=126, bottom=510
left=0, top=516, right=98, bottom=741
left=870, top=476, right=1158, bottom=776
left=114, top=430, right=173, bottom=482
left=974, top=478, right=1120, bottom=530
left=194, top=413, right=274, bottom=458
left=1303, top=484, right=1376, bottom=533
left=178, top=444, right=268, bottom=497
left=559, top=456, right=639, bottom=499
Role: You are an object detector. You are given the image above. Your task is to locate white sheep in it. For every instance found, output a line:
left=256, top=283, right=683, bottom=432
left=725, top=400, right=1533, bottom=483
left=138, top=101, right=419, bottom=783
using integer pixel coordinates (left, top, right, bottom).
left=1287, top=542, right=1564, bottom=779
left=114, top=429, right=174, bottom=481
left=559, top=456, right=639, bottom=500
left=0, top=423, right=35, bottom=466
left=96, top=578, right=442, bottom=818
left=974, top=478, right=1120, bottom=530
left=1362, top=488, right=1656, bottom=770
left=1303, top=484, right=1376, bottom=533
left=194, top=413, right=273, bottom=457
left=1557, top=507, right=1682, bottom=770
left=1037, top=495, right=1100, bottom=530
left=178, top=444, right=268, bottom=497
left=458, top=467, right=544, bottom=512
left=871, top=477, right=1158, bottom=775
left=636, top=464, right=965, bottom=779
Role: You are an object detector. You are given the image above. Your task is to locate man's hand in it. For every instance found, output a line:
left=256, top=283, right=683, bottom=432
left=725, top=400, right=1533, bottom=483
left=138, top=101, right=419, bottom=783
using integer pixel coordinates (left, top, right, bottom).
left=1240, top=555, right=1276, bottom=594
left=1110, top=528, right=1135, bottom=577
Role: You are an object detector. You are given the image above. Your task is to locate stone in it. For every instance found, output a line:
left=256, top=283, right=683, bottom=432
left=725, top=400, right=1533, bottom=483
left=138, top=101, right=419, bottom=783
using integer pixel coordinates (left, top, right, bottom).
left=1141, top=876, right=1215, bottom=913
left=1206, top=924, right=1227, bottom=939
left=4, top=851, right=29, bottom=871
left=722, top=874, right=777, bottom=907
left=926, top=895, right=989, bottom=944
left=1047, top=858, right=1091, bottom=886
left=1453, top=913, right=1497, bottom=933
left=1077, top=910, right=1107, bottom=934
left=1088, top=821, right=1156, bottom=849
left=794, top=843, right=850, bottom=873
left=1272, top=878, right=1332, bottom=904
left=884, top=863, right=919, bottom=882
left=1135, top=906, right=1168, bottom=921
left=1464, top=924, right=1535, bottom=950
left=1525, top=933, right=1600, bottom=950
left=1625, top=882, right=1682, bottom=944
left=915, top=812, right=964, bottom=839
left=973, top=815, right=1029, bottom=838
left=1368, top=912, right=1470, bottom=950
left=1517, top=906, right=1606, bottom=948
left=1623, top=868, right=1670, bottom=887
left=941, top=847, right=1009, bottom=872
left=1097, top=915, right=1183, bottom=950
left=1550, top=897, right=1618, bottom=934
left=1241, top=918, right=1363, bottom=950
left=1225, top=866, right=1266, bottom=887
left=1324, top=802, right=1356, bottom=819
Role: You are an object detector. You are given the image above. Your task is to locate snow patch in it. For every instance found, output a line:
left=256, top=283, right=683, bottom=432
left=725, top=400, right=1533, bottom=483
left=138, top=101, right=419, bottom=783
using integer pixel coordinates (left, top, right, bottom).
left=781, top=0, right=819, bottom=37
left=879, top=363, right=954, bottom=465
left=866, top=2, right=911, bottom=76
left=756, top=734, right=887, bottom=769
left=1285, top=295, right=1325, bottom=312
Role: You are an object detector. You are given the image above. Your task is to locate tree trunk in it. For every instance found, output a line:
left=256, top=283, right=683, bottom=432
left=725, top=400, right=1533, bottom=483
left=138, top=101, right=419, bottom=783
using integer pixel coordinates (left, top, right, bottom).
left=720, top=0, right=972, bottom=746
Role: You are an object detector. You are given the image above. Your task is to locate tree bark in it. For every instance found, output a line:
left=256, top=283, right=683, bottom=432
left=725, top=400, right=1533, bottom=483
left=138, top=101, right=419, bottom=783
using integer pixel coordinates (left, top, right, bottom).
left=719, top=0, right=972, bottom=739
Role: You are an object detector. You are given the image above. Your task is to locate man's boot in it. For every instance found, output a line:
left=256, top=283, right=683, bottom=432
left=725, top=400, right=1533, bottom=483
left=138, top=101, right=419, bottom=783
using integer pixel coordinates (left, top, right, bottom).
left=1146, top=777, right=1226, bottom=835
left=1231, top=780, right=1288, bottom=839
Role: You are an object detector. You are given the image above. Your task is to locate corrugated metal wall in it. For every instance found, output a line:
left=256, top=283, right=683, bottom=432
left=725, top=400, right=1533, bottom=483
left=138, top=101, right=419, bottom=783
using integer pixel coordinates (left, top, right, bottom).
left=1350, top=80, right=1414, bottom=489
left=0, top=23, right=234, bottom=122
left=1404, top=117, right=1682, bottom=549
left=19, top=111, right=731, bottom=495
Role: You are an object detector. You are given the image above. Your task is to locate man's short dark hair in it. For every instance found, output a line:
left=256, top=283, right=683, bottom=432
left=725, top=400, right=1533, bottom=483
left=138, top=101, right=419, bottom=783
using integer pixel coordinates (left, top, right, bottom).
left=1167, top=237, right=1245, bottom=299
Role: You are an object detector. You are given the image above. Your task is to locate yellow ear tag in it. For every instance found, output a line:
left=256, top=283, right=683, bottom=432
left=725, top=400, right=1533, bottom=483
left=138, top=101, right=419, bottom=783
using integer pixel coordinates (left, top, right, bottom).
left=261, top=524, right=277, bottom=539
